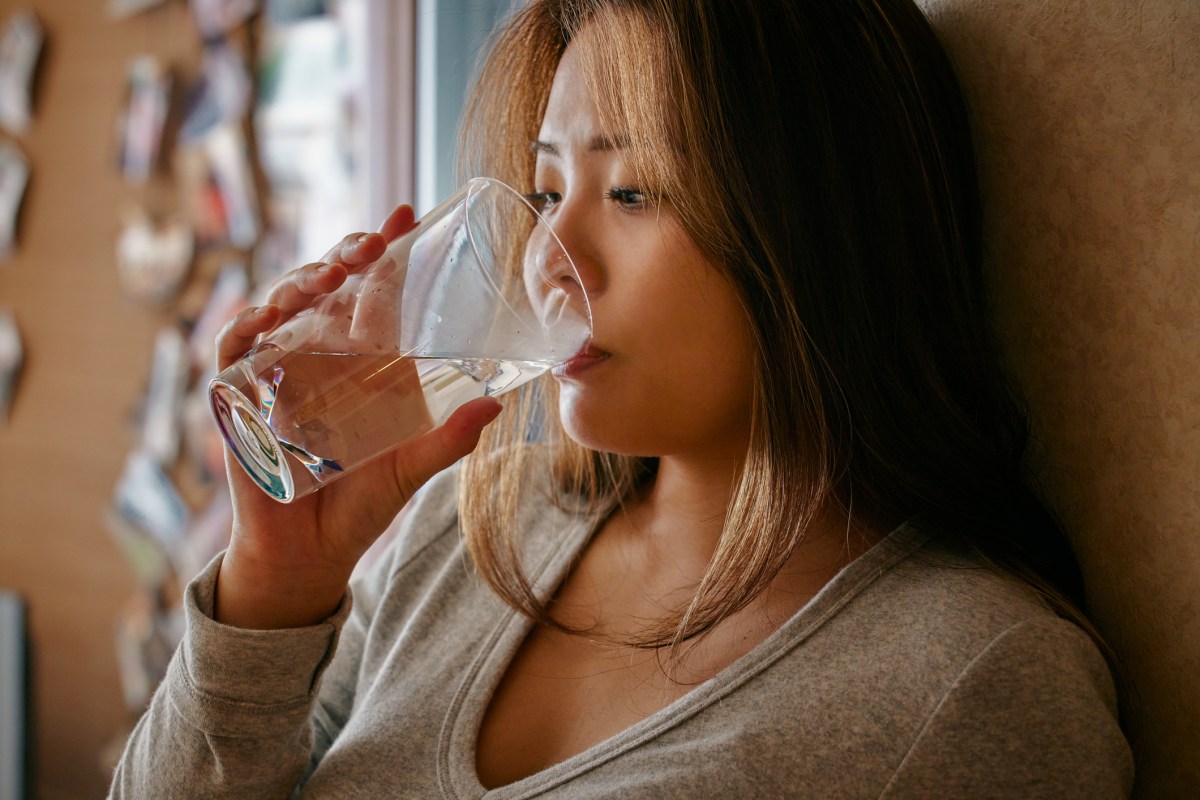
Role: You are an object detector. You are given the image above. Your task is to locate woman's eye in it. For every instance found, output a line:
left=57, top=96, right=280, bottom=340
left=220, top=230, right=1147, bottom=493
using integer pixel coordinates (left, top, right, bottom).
left=524, top=191, right=561, bottom=213
left=604, top=186, right=649, bottom=211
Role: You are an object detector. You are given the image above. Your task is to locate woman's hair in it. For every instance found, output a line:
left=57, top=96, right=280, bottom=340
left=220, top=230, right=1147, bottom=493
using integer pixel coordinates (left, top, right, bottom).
left=457, top=0, right=1097, bottom=654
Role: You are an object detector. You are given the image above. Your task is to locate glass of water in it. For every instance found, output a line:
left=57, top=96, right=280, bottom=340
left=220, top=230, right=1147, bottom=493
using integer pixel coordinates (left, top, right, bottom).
left=209, top=177, right=591, bottom=502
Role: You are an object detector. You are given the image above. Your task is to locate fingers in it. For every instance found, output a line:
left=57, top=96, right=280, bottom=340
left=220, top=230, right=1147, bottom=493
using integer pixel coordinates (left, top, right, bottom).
left=216, top=304, right=279, bottom=370
left=260, top=231, right=384, bottom=325
left=321, top=203, right=417, bottom=258
left=321, top=230, right=388, bottom=267
left=348, top=255, right=403, bottom=343
left=262, top=261, right=347, bottom=319
left=389, top=397, right=503, bottom=501
left=261, top=210, right=415, bottom=320
left=217, top=211, right=417, bottom=371
left=380, top=205, right=417, bottom=242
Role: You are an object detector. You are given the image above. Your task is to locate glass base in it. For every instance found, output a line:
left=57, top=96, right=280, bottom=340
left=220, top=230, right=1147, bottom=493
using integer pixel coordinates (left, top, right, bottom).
left=210, top=379, right=295, bottom=502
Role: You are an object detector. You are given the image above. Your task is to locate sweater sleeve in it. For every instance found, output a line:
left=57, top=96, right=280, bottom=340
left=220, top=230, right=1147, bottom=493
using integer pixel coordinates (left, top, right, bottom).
left=879, top=616, right=1134, bottom=800
left=108, top=467, right=464, bottom=799
left=107, top=552, right=353, bottom=800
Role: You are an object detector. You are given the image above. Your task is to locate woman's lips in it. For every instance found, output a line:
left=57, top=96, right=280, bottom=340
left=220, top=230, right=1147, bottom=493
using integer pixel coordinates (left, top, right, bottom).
left=552, top=343, right=611, bottom=378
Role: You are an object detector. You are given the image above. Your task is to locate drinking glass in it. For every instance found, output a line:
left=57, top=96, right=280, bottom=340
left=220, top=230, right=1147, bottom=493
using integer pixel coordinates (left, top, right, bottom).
left=209, top=177, right=590, bottom=502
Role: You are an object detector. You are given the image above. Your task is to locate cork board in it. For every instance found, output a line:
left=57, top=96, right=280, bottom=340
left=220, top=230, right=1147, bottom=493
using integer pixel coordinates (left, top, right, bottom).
left=0, top=1, right=203, bottom=797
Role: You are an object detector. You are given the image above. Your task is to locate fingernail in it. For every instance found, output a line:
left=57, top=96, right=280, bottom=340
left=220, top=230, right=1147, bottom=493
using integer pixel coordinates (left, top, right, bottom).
left=357, top=234, right=371, bottom=244
left=315, top=263, right=334, bottom=274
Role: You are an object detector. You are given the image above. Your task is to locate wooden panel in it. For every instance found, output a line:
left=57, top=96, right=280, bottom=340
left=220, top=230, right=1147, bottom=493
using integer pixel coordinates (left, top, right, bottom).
left=0, top=1, right=199, bottom=797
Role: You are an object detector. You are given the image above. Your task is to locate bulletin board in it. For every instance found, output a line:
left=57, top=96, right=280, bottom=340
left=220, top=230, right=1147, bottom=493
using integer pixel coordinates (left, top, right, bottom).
left=0, top=1, right=368, bottom=796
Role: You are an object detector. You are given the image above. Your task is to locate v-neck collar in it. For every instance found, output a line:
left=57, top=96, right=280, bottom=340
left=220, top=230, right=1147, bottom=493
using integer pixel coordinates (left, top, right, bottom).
left=435, top=492, right=929, bottom=799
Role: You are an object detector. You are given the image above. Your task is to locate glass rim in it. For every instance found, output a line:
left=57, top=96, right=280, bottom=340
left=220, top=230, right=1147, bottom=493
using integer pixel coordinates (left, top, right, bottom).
left=463, top=176, right=594, bottom=334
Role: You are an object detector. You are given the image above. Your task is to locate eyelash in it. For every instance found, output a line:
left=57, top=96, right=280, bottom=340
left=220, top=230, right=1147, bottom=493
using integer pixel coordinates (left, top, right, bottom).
left=523, top=191, right=560, bottom=213
left=604, top=186, right=649, bottom=211
left=523, top=187, right=650, bottom=213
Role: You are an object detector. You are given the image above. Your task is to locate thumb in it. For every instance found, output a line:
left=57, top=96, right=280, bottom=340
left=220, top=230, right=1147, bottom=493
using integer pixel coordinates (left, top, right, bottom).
left=390, top=397, right=503, bottom=500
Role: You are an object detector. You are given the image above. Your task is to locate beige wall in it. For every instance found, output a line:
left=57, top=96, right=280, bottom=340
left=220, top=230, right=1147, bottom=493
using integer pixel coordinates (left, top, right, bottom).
left=0, top=2, right=200, bottom=797
left=920, top=1, right=1200, bottom=797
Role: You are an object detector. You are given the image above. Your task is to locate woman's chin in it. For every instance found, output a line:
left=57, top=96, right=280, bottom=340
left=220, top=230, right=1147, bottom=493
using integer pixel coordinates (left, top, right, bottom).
left=557, top=406, right=670, bottom=458
left=558, top=401, right=638, bottom=455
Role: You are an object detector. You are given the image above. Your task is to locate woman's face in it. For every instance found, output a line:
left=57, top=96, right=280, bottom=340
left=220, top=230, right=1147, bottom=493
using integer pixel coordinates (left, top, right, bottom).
left=534, top=41, right=756, bottom=462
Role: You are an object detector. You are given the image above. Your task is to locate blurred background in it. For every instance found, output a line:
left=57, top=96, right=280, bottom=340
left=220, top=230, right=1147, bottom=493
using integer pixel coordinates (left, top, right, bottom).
left=0, top=0, right=512, bottom=796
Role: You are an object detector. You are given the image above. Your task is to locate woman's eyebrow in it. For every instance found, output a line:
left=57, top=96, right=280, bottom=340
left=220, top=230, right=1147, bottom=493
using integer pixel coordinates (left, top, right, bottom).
left=530, top=139, right=561, bottom=157
left=587, top=133, right=630, bottom=152
left=530, top=133, right=631, bottom=157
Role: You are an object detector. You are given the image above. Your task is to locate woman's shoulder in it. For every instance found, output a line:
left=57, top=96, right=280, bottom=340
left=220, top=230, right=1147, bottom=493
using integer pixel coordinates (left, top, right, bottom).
left=818, top=524, right=1108, bottom=686
left=888, top=527, right=1071, bottom=631
left=853, top=530, right=1133, bottom=795
left=774, top=526, right=1131, bottom=793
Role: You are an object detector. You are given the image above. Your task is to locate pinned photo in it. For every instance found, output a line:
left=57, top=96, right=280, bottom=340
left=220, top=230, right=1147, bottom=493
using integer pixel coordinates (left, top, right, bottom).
left=179, top=41, right=251, bottom=146
left=187, top=261, right=248, bottom=369
left=0, top=141, right=27, bottom=259
left=116, top=210, right=194, bottom=304
left=112, top=589, right=181, bottom=712
left=175, top=145, right=228, bottom=246
left=175, top=124, right=259, bottom=250
left=118, top=56, right=173, bottom=183
left=108, top=0, right=173, bottom=20
left=264, top=0, right=329, bottom=26
left=141, top=326, right=189, bottom=465
left=203, top=124, right=259, bottom=249
left=189, top=0, right=259, bottom=40
left=0, top=10, right=42, bottom=135
left=0, top=307, right=21, bottom=424
left=112, top=448, right=190, bottom=558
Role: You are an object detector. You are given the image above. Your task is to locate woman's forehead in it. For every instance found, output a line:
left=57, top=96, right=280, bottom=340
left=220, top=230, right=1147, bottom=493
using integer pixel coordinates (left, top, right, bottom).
left=536, top=44, right=608, bottom=149
left=535, top=14, right=681, bottom=188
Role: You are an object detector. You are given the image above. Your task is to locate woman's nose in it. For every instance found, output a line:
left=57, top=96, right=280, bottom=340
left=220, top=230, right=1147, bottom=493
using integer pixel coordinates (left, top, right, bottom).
left=543, top=197, right=603, bottom=305
left=523, top=195, right=602, bottom=329
left=524, top=219, right=592, bottom=329
left=544, top=245, right=589, bottom=312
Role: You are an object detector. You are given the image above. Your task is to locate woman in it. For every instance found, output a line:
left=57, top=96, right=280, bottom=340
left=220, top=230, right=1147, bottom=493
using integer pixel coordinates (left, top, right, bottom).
left=111, top=0, right=1133, bottom=796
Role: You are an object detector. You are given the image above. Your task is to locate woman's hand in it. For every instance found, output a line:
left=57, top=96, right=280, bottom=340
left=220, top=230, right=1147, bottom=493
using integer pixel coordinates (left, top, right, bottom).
left=212, top=205, right=502, bottom=630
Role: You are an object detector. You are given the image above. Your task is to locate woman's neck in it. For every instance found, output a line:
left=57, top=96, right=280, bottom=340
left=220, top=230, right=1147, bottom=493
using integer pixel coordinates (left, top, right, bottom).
left=607, top=453, right=875, bottom=606
left=610, top=455, right=740, bottom=576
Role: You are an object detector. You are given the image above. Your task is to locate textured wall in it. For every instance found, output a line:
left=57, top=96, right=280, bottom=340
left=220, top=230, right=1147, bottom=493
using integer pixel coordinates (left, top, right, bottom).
left=917, top=1, right=1200, bottom=797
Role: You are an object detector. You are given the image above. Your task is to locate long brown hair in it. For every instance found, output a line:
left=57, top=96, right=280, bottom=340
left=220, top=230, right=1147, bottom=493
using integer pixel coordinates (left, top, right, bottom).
left=457, top=0, right=1097, bottom=655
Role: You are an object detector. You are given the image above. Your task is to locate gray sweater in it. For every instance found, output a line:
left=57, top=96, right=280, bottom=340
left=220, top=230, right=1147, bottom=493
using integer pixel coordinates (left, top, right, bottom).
left=109, top=465, right=1133, bottom=798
